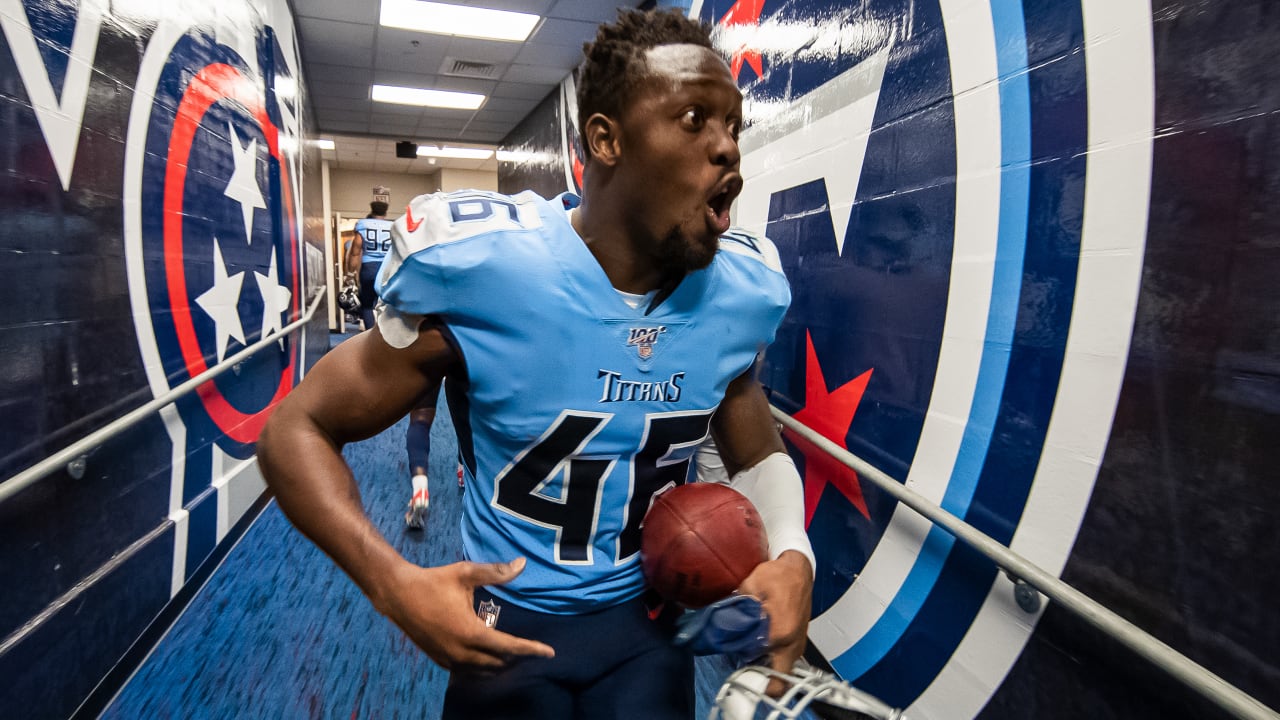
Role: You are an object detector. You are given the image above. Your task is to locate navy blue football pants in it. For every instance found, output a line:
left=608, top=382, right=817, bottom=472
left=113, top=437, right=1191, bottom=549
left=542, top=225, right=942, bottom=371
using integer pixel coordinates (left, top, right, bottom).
left=442, top=588, right=694, bottom=720
left=358, top=263, right=379, bottom=329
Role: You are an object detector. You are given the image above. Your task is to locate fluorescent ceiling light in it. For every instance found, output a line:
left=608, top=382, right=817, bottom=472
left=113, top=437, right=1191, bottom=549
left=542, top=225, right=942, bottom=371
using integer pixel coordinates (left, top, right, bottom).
left=315, top=139, right=335, bottom=150
left=372, top=84, right=485, bottom=110
left=380, top=0, right=540, bottom=42
left=417, top=145, right=494, bottom=160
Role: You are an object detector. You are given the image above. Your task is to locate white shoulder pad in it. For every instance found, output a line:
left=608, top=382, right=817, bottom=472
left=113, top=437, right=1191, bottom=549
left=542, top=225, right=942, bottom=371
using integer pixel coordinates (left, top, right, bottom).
left=380, top=190, right=546, bottom=282
left=718, top=227, right=784, bottom=274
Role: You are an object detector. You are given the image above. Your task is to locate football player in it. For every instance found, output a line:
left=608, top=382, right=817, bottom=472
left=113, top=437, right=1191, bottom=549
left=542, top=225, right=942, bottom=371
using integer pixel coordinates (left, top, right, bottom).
left=344, top=200, right=395, bottom=331
left=258, top=9, right=814, bottom=718
left=344, top=199, right=441, bottom=528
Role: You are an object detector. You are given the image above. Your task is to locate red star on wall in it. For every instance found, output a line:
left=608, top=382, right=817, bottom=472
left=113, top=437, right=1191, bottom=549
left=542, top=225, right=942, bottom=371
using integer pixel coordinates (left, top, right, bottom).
left=786, top=330, right=873, bottom=527
left=718, top=0, right=765, bottom=81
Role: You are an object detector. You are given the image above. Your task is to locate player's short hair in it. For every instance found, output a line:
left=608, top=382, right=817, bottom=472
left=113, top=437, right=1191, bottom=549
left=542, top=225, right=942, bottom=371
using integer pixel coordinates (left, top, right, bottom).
left=577, top=9, right=716, bottom=158
left=370, top=200, right=389, bottom=217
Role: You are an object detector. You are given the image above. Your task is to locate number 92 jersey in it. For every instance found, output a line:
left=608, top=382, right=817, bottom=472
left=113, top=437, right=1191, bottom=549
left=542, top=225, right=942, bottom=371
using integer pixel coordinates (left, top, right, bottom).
left=354, top=217, right=394, bottom=265
left=377, top=190, right=790, bottom=614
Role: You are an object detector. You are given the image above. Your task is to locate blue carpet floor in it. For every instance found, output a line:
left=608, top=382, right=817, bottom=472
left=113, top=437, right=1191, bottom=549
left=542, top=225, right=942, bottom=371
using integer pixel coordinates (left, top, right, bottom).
left=101, top=330, right=737, bottom=719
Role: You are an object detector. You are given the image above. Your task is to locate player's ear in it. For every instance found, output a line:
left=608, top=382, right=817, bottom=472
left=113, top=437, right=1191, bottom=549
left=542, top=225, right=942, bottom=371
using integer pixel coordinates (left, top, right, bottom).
left=583, top=113, right=621, bottom=166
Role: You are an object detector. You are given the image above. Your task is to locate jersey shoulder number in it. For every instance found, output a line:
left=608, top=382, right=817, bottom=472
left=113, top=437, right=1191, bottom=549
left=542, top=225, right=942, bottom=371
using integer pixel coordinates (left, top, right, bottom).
left=719, top=227, right=784, bottom=274
left=396, top=189, right=545, bottom=254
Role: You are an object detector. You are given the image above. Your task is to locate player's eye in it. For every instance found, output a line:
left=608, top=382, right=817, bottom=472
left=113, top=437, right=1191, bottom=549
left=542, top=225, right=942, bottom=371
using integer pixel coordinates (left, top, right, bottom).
left=681, top=107, right=706, bottom=131
left=728, top=117, right=741, bottom=142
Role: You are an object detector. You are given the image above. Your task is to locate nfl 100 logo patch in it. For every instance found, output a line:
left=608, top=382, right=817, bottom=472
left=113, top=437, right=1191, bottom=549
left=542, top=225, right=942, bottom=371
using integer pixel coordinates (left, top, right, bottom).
left=626, top=326, right=667, bottom=359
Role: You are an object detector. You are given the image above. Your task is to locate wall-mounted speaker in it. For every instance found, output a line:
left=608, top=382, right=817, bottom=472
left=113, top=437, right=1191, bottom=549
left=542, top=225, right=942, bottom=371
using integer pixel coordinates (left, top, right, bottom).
left=395, top=141, right=418, bottom=159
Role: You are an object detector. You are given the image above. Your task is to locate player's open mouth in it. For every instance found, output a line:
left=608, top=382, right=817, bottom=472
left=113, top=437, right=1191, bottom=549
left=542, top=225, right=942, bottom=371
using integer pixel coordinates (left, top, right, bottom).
left=706, top=177, right=741, bottom=234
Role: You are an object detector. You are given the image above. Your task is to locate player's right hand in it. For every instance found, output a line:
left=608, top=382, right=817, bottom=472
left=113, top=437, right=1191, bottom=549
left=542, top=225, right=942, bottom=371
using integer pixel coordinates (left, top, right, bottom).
left=377, top=556, right=556, bottom=670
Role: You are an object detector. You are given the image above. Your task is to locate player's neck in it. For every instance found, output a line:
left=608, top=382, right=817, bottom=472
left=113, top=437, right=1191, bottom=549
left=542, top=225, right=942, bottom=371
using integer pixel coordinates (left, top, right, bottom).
left=571, top=201, right=670, bottom=295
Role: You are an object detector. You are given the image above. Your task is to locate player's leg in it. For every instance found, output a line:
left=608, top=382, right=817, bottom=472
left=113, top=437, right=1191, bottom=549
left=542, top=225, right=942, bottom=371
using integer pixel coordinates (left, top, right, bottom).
left=574, top=599, right=695, bottom=720
left=358, top=263, right=379, bottom=330
left=441, top=590, right=574, bottom=720
left=404, top=379, right=441, bottom=529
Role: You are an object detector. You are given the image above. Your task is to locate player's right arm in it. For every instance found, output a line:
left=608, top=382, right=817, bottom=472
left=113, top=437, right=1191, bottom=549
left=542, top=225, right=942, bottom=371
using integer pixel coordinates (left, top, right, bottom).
left=257, top=325, right=555, bottom=669
left=343, top=228, right=363, bottom=280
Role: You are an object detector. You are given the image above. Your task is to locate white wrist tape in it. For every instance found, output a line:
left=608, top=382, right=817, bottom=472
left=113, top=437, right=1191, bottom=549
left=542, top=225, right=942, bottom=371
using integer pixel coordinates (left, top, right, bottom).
left=729, top=451, right=815, bottom=578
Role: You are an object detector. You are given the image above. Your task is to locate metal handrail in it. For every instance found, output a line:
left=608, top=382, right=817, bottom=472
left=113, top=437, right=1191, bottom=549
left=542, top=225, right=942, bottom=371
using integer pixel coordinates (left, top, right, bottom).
left=0, top=292, right=326, bottom=504
left=772, top=406, right=1280, bottom=720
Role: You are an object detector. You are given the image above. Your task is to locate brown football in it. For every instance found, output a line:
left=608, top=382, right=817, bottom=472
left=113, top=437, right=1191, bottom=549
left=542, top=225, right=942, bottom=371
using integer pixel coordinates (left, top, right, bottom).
left=640, top=482, right=770, bottom=608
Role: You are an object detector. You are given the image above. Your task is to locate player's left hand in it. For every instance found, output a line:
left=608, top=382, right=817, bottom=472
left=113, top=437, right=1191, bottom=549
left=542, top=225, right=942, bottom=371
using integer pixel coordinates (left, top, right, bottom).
left=736, top=549, right=813, bottom=694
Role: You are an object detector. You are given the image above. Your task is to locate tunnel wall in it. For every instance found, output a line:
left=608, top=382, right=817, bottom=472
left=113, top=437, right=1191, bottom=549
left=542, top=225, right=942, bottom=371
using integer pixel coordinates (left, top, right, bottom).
left=498, top=1, right=1279, bottom=717
left=0, top=0, right=327, bottom=716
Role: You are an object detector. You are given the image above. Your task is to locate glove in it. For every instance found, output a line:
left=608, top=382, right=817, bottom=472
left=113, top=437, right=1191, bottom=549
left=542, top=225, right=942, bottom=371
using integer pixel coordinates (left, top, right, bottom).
left=673, top=594, right=769, bottom=665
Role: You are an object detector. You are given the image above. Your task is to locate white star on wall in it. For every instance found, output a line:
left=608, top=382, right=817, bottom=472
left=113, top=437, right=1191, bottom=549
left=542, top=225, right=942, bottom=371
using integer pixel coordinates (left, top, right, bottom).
left=225, top=121, right=267, bottom=245
left=195, top=238, right=247, bottom=363
left=255, top=246, right=293, bottom=348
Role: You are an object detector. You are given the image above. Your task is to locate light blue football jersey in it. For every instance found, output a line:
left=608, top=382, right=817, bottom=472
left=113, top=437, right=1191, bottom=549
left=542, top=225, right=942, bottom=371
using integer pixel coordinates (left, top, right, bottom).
left=354, top=217, right=394, bottom=264
left=377, top=189, right=790, bottom=613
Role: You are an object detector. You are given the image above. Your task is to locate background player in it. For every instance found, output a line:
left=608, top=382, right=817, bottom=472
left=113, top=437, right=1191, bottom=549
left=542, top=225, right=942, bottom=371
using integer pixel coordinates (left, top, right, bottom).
left=259, top=9, right=814, bottom=718
left=344, top=200, right=393, bottom=331
left=343, top=199, right=442, bottom=528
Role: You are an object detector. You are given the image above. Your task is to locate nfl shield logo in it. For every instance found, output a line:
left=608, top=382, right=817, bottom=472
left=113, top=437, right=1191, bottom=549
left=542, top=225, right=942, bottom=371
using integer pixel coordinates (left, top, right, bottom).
left=477, top=599, right=501, bottom=628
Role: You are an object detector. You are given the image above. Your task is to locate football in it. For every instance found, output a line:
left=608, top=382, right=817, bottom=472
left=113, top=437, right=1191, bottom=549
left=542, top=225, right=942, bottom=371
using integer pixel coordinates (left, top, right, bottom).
left=640, top=482, right=770, bottom=608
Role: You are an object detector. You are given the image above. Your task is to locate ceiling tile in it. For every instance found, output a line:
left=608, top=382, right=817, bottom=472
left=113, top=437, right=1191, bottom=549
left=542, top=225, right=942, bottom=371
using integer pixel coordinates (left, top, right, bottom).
left=374, top=27, right=451, bottom=70
left=444, top=36, right=524, bottom=65
left=513, top=42, right=585, bottom=68
left=313, top=95, right=370, bottom=111
left=481, top=96, right=542, bottom=113
left=318, top=108, right=371, bottom=123
left=472, top=108, right=528, bottom=124
left=368, top=101, right=431, bottom=117
left=305, top=62, right=373, bottom=85
left=417, top=119, right=470, bottom=134
left=492, top=81, right=556, bottom=101
left=323, top=120, right=372, bottom=134
left=462, top=120, right=516, bottom=134
left=299, top=18, right=375, bottom=67
left=501, top=63, right=571, bottom=84
left=292, top=0, right=377, bottom=26
left=330, top=135, right=378, bottom=151
left=546, top=0, right=638, bottom=23
left=433, top=76, right=499, bottom=95
left=447, top=0, right=557, bottom=14
left=466, top=130, right=509, bottom=143
left=371, top=114, right=422, bottom=132
left=371, top=69, right=441, bottom=87
left=529, top=18, right=602, bottom=47
left=313, top=112, right=370, bottom=129
left=313, top=81, right=372, bottom=101
left=303, top=43, right=371, bottom=69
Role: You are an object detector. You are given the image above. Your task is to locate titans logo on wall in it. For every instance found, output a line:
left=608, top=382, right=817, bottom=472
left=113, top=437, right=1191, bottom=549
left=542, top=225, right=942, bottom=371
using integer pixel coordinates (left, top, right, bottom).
left=688, top=0, right=1155, bottom=715
left=123, top=11, right=306, bottom=580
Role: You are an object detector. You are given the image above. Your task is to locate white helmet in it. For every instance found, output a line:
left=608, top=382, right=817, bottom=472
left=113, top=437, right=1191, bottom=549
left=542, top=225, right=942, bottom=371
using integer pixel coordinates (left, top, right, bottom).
left=710, top=660, right=905, bottom=720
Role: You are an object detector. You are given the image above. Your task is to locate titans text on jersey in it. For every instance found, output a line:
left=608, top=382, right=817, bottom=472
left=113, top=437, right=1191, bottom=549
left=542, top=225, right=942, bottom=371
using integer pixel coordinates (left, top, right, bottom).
left=597, top=370, right=685, bottom=403
left=376, top=189, right=789, bottom=613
